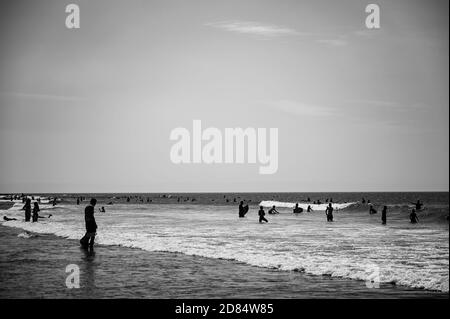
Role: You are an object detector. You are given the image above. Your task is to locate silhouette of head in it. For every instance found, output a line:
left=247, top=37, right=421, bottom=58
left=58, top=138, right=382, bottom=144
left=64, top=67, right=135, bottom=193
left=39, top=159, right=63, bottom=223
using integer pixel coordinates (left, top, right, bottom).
left=260, top=206, right=263, bottom=210
left=26, top=198, right=31, bottom=204
left=90, top=198, right=97, bottom=206
left=34, top=202, right=39, bottom=207
left=240, top=201, right=243, bottom=205
left=272, top=205, right=275, bottom=208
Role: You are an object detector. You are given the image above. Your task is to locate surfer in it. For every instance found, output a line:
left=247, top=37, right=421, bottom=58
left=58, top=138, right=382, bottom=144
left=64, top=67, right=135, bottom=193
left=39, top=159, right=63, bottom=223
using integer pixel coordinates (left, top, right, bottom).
left=381, top=206, right=387, bottom=225
left=369, top=205, right=377, bottom=214
left=412, top=200, right=423, bottom=210
left=80, top=198, right=98, bottom=249
left=238, top=201, right=249, bottom=218
left=307, top=205, right=313, bottom=212
left=258, top=206, right=268, bottom=223
left=3, top=216, right=17, bottom=221
left=268, top=206, right=280, bottom=214
left=325, top=203, right=333, bottom=222
left=22, top=198, right=31, bottom=222
left=99, top=206, right=106, bottom=213
left=293, top=203, right=303, bottom=214
left=410, top=209, right=419, bottom=224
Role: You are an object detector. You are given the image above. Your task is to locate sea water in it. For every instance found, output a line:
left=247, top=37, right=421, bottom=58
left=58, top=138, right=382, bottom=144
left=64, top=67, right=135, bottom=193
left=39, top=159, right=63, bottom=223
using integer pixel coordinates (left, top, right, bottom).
left=1, top=192, right=448, bottom=293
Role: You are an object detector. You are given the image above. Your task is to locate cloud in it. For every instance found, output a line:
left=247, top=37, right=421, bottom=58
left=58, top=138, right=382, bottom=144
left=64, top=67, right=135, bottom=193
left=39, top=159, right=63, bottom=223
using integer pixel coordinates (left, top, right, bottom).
left=316, top=38, right=347, bottom=47
left=263, top=100, right=335, bottom=117
left=0, top=92, right=84, bottom=102
left=206, top=21, right=301, bottom=37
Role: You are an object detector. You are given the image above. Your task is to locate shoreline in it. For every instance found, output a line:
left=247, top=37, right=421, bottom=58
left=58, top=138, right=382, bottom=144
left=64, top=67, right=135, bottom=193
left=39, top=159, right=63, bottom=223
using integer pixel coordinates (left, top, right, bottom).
left=0, top=224, right=447, bottom=299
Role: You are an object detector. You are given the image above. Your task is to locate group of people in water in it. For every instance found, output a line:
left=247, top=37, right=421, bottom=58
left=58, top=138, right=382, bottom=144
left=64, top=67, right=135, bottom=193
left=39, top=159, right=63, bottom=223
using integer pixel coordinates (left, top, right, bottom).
left=238, top=198, right=424, bottom=225
left=9, top=198, right=53, bottom=223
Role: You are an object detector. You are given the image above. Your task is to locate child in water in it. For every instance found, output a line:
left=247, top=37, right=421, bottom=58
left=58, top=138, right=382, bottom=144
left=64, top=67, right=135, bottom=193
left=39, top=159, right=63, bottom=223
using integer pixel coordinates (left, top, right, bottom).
left=258, top=206, right=268, bottom=223
left=410, top=209, right=419, bottom=224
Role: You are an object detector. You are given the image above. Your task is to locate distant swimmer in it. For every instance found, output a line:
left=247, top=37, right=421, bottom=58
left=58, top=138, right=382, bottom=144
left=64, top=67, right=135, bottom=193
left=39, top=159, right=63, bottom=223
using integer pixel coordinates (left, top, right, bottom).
left=22, top=198, right=32, bottom=222
left=307, top=205, right=313, bottom=213
left=369, top=205, right=377, bottom=215
left=3, top=216, right=17, bottom=221
left=362, top=198, right=366, bottom=204
left=381, top=206, right=387, bottom=225
left=80, top=198, right=98, bottom=249
left=77, top=198, right=80, bottom=205
left=325, top=203, right=334, bottom=222
left=258, top=206, right=268, bottom=223
left=293, top=203, right=303, bottom=214
left=99, top=206, right=106, bottom=213
left=412, top=200, right=423, bottom=211
left=238, top=201, right=249, bottom=218
left=410, top=209, right=419, bottom=224
left=268, top=206, right=280, bottom=214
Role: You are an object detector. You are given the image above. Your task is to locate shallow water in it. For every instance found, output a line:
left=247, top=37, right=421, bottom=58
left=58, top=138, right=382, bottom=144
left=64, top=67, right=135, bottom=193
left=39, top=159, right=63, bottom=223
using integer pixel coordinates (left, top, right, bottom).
left=0, top=225, right=447, bottom=298
left=1, top=192, right=448, bottom=294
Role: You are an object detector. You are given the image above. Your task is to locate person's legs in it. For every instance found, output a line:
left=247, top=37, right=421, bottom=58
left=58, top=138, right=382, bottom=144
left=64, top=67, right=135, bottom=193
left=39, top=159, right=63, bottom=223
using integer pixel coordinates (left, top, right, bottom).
left=80, top=232, right=90, bottom=247
left=88, top=234, right=95, bottom=247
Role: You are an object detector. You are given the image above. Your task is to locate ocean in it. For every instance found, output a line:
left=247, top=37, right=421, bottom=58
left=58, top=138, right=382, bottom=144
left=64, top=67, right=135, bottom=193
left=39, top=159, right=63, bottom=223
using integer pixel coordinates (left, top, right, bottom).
left=0, top=192, right=448, bottom=298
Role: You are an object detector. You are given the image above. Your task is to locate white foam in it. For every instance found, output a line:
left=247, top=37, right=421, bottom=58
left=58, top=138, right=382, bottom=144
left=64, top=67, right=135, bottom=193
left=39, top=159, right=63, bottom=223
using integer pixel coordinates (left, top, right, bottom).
left=1, top=203, right=448, bottom=293
left=259, top=200, right=357, bottom=211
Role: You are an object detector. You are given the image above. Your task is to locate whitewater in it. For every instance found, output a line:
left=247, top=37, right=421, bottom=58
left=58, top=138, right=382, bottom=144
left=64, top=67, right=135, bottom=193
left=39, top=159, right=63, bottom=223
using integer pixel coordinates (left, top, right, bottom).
left=1, top=200, right=448, bottom=293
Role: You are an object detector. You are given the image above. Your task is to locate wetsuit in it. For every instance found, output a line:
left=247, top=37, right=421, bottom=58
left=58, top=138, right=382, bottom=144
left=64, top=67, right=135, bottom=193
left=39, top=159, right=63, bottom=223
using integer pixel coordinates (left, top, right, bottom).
left=23, top=203, right=31, bottom=222
left=258, top=209, right=268, bottom=223
left=80, top=205, right=97, bottom=248
left=381, top=208, right=387, bottom=225
left=238, top=204, right=249, bottom=218
left=326, top=206, right=333, bottom=222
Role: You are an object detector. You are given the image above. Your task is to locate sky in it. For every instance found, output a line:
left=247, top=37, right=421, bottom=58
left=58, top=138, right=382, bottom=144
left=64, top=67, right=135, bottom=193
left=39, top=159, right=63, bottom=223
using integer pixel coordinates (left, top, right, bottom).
left=0, top=0, right=448, bottom=193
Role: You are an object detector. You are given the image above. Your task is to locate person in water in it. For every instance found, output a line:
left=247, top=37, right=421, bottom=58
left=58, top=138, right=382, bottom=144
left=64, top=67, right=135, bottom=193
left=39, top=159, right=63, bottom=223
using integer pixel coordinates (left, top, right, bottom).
left=381, top=206, right=387, bottom=225
left=410, top=209, right=419, bottom=224
left=268, top=206, right=279, bottom=214
left=293, top=203, right=303, bottom=214
left=369, top=205, right=377, bottom=214
left=325, top=203, right=333, bottom=222
left=80, top=198, right=98, bottom=249
left=238, top=201, right=249, bottom=218
left=258, top=206, right=268, bottom=223
left=412, top=200, right=423, bottom=211
left=32, top=202, right=40, bottom=222
left=22, top=198, right=32, bottom=222
left=307, top=205, right=313, bottom=212
left=3, top=216, right=17, bottom=221
left=99, top=206, right=106, bottom=213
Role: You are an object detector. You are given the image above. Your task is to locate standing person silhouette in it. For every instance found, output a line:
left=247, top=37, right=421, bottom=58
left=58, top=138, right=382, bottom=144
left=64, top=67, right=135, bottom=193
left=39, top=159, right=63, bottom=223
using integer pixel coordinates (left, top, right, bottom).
left=258, top=206, right=268, bottom=223
left=80, top=198, right=98, bottom=249
left=325, top=203, right=334, bottom=222
left=238, top=201, right=249, bottom=218
left=32, top=202, right=40, bottom=222
left=22, top=198, right=31, bottom=222
left=410, top=209, right=419, bottom=224
left=381, top=206, right=387, bottom=225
